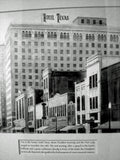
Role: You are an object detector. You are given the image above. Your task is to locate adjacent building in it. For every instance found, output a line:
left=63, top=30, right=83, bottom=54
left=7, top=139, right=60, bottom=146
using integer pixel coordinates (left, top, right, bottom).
left=75, top=53, right=120, bottom=133
left=0, top=44, right=6, bottom=130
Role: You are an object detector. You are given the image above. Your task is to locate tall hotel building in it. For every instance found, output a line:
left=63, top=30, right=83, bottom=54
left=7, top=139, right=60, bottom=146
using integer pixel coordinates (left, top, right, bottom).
left=5, top=16, right=120, bottom=127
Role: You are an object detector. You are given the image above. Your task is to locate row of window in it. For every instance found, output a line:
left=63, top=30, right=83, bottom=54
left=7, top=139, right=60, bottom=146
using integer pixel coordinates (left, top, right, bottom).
left=77, top=114, right=86, bottom=124
left=28, top=97, right=33, bottom=106
left=89, top=74, right=98, bottom=89
left=14, top=63, right=83, bottom=73
left=16, top=99, right=25, bottom=119
left=15, top=31, right=119, bottom=42
left=14, top=56, right=83, bottom=61
left=49, top=105, right=66, bottom=117
left=77, top=96, right=85, bottom=111
left=90, top=97, right=98, bottom=109
left=14, top=41, right=120, bottom=48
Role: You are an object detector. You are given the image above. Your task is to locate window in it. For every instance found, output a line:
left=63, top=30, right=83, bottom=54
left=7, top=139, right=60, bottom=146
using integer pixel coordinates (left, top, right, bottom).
left=79, top=43, right=83, bottom=47
left=89, top=74, right=97, bottom=88
left=47, top=42, right=50, bottom=46
left=14, top=33, right=18, bottom=37
left=35, top=75, right=38, bottom=79
left=73, top=64, right=76, bottom=67
left=23, top=82, right=26, bottom=86
left=104, top=44, right=107, bottom=48
left=67, top=57, right=70, bottom=61
left=110, top=44, right=113, bottom=48
left=35, top=69, right=38, bottom=73
left=15, top=81, right=18, bottom=86
left=73, top=43, right=77, bottom=47
left=60, top=57, right=64, bottom=61
left=60, top=43, right=63, bottom=47
left=61, top=63, right=64, bottom=67
left=22, top=69, right=25, bottom=73
left=81, top=19, right=84, bottom=23
left=79, top=50, right=82, bottom=54
left=79, top=64, right=82, bottom=67
left=82, top=96, right=85, bottom=110
left=67, top=64, right=70, bottom=68
left=29, top=82, right=32, bottom=86
left=41, top=63, right=44, bottom=67
left=54, top=56, right=57, bottom=60
left=93, top=20, right=96, bottom=24
left=28, top=49, right=31, bottom=53
left=22, top=48, right=25, bottom=53
left=22, top=41, right=25, bottom=46
left=77, top=115, right=80, bottom=124
left=28, top=55, right=32, bottom=60
left=98, top=43, right=101, bottom=48
left=14, top=55, right=18, bottom=59
left=48, top=49, right=51, bottom=54
left=28, top=63, right=32, bottom=67
left=54, top=63, right=57, bottom=67
left=54, top=50, right=57, bottom=54
left=66, top=50, right=70, bottom=54
left=91, top=43, right=95, bottom=47
left=34, top=41, right=38, bottom=46
left=28, top=41, right=31, bottom=46
left=29, top=69, right=32, bottom=73
left=48, top=56, right=51, bottom=60
left=54, top=42, right=57, bottom=46
left=86, top=43, right=89, bottom=47
left=77, top=97, right=80, bottom=111
left=22, top=63, right=25, bottom=67
left=86, top=50, right=89, bottom=54
left=73, top=50, right=76, bottom=54
left=41, top=56, right=44, bottom=60
left=22, top=55, right=25, bottom=60
left=35, top=49, right=38, bottom=53
left=116, top=51, right=119, bottom=55
left=35, top=63, right=38, bottom=67
left=116, top=44, right=119, bottom=48
left=41, top=49, right=44, bottom=53
left=35, top=82, right=39, bottom=86
left=29, top=75, right=32, bottom=79
left=104, top=51, right=107, bottom=55
left=79, top=57, right=82, bottom=61
left=67, top=43, right=70, bottom=47
left=82, top=115, right=86, bottom=124
left=91, top=50, right=95, bottom=54
left=22, top=75, right=26, bottom=79
left=89, top=97, right=98, bottom=109
left=60, top=50, right=63, bottom=54
left=73, top=57, right=76, bottom=61
left=15, top=75, right=18, bottom=79
left=41, top=42, right=44, bottom=46
left=15, top=69, right=18, bottom=73
left=14, top=48, right=18, bottom=52
left=15, top=63, right=18, bottom=67
left=14, top=41, right=18, bottom=45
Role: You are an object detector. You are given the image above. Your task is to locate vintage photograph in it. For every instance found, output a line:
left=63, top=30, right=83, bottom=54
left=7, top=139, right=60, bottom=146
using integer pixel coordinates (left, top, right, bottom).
left=0, top=0, right=120, bottom=135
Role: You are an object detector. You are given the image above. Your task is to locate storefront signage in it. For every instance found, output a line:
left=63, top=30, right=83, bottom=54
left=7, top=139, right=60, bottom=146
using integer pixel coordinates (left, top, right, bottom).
left=42, top=13, right=69, bottom=23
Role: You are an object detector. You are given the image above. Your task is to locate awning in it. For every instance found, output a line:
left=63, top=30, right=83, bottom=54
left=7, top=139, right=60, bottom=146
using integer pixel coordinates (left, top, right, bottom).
left=95, top=121, right=120, bottom=130
left=36, top=126, right=48, bottom=131
left=12, top=126, right=25, bottom=131
left=60, top=124, right=84, bottom=132
left=3, top=126, right=12, bottom=130
left=44, top=125, right=65, bottom=133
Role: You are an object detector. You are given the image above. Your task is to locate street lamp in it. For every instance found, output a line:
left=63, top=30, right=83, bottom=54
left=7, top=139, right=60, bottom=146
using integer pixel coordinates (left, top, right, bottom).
left=108, top=102, right=111, bottom=132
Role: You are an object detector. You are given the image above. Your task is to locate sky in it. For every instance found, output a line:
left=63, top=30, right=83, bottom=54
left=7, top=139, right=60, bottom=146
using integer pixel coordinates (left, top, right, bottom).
left=0, top=0, right=120, bottom=43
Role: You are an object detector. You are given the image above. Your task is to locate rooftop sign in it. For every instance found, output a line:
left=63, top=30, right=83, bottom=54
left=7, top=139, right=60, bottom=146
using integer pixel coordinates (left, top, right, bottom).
left=42, top=13, right=69, bottom=24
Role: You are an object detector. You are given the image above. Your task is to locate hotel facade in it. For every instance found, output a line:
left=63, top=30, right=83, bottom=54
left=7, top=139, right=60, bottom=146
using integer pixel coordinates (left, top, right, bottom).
left=5, top=16, right=120, bottom=127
